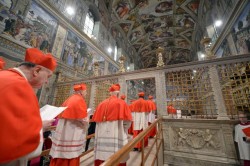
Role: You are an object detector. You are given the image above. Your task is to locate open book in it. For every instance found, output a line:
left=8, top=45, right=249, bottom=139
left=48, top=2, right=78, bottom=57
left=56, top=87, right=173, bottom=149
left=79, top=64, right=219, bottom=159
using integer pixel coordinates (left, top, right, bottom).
left=40, top=104, right=67, bottom=121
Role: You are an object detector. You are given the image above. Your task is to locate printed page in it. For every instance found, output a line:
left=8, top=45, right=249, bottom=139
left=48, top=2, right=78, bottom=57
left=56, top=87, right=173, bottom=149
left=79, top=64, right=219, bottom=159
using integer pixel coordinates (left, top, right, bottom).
left=40, top=104, right=67, bottom=120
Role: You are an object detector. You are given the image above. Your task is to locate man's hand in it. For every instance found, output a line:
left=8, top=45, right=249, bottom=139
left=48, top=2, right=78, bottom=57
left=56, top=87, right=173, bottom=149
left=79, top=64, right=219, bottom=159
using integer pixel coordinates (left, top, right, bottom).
left=42, top=119, right=55, bottom=131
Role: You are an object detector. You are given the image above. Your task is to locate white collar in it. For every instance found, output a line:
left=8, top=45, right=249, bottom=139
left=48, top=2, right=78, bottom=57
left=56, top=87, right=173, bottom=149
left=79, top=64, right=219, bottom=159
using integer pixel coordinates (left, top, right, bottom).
left=13, top=67, right=28, bottom=80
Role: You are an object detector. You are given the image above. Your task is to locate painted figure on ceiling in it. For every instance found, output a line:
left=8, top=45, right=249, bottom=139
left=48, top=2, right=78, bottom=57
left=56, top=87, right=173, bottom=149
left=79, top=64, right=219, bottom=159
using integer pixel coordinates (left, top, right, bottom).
left=121, top=23, right=130, bottom=33
left=155, top=1, right=173, bottom=13
left=187, top=0, right=199, bottom=14
left=130, top=31, right=141, bottom=41
left=111, top=27, right=117, bottom=38
left=116, top=1, right=129, bottom=18
left=135, top=0, right=148, bottom=8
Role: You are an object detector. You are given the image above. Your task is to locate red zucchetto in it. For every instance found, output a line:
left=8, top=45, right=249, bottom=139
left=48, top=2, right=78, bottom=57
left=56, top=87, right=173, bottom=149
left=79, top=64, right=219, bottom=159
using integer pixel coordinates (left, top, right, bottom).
left=109, top=84, right=120, bottom=92
left=73, top=84, right=87, bottom=91
left=25, top=48, right=57, bottom=71
left=138, top=92, right=145, bottom=97
left=148, top=95, right=153, bottom=99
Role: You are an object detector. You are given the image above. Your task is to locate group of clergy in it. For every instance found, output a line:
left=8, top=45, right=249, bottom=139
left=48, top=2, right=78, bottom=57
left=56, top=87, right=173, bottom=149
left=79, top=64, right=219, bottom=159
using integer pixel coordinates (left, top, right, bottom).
left=127, top=92, right=157, bottom=150
left=2, top=48, right=249, bottom=166
left=91, top=85, right=157, bottom=165
left=0, top=50, right=158, bottom=166
left=48, top=83, right=157, bottom=166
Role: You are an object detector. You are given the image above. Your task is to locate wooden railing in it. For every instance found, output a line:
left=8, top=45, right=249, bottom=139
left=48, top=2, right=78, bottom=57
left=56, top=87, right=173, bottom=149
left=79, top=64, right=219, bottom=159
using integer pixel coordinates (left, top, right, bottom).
left=101, top=117, right=163, bottom=166
left=31, top=118, right=163, bottom=165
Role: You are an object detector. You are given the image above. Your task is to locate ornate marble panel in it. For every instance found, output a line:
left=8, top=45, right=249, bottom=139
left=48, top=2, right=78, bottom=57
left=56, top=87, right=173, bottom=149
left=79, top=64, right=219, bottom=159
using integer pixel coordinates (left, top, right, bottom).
left=162, top=118, right=238, bottom=166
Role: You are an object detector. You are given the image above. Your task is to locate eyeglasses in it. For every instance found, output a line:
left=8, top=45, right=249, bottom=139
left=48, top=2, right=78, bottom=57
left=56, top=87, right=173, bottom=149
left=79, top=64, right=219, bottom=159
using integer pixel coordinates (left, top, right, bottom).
left=239, top=117, right=247, bottom=119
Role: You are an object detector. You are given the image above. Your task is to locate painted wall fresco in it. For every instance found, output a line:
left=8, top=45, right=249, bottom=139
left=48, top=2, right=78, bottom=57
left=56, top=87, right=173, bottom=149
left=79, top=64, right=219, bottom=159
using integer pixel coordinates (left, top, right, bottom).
left=61, top=30, right=106, bottom=75
left=231, top=2, right=250, bottom=55
left=0, top=0, right=117, bottom=80
left=0, top=1, right=57, bottom=53
left=61, top=31, right=93, bottom=71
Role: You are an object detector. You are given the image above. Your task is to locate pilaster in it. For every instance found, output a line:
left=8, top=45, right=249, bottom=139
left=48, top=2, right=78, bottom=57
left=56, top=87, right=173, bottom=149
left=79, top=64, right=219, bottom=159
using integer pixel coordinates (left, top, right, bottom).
left=208, top=65, right=229, bottom=120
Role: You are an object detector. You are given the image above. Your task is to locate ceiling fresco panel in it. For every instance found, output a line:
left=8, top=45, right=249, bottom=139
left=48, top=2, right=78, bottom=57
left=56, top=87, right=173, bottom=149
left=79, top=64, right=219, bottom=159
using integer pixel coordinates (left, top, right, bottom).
left=112, top=0, right=199, bottom=68
left=186, top=0, right=199, bottom=15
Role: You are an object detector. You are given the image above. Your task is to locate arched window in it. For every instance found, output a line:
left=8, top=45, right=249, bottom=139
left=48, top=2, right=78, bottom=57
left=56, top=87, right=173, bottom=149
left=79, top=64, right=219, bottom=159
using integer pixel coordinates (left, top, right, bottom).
left=84, top=11, right=94, bottom=37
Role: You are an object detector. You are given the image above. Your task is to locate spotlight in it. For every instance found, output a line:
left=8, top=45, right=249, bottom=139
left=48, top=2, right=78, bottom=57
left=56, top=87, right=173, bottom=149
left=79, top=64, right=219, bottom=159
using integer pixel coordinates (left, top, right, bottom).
left=215, top=20, right=222, bottom=27
left=108, top=47, right=112, bottom=53
left=66, top=6, right=75, bottom=16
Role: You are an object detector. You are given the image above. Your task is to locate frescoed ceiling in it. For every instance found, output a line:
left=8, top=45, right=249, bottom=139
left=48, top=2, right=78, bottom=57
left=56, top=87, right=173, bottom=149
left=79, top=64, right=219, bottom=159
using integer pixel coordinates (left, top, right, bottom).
left=111, top=0, right=200, bottom=68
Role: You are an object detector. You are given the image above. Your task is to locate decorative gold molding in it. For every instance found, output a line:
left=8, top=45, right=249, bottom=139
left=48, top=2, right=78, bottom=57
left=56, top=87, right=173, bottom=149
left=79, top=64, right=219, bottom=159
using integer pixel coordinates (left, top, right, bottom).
left=156, top=47, right=165, bottom=67
left=118, top=55, right=126, bottom=73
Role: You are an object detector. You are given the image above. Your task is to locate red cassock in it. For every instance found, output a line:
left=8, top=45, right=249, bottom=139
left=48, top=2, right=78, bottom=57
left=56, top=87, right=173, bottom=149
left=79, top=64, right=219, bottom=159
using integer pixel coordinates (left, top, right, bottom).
left=130, top=98, right=150, bottom=149
left=167, top=105, right=177, bottom=114
left=50, top=94, right=87, bottom=166
left=92, top=96, right=132, bottom=166
left=0, top=69, right=42, bottom=163
left=50, top=158, right=80, bottom=166
left=147, top=100, right=156, bottom=111
left=60, top=94, right=87, bottom=119
left=92, top=96, right=132, bottom=122
left=130, top=98, right=150, bottom=113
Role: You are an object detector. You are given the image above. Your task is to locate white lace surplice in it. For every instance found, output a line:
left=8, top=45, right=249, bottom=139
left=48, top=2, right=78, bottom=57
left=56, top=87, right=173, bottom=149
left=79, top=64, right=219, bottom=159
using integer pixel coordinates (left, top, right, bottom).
left=94, top=120, right=131, bottom=162
left=50, top=118, right=88, bottom=158
left=132, top=112, right=148, bottom=130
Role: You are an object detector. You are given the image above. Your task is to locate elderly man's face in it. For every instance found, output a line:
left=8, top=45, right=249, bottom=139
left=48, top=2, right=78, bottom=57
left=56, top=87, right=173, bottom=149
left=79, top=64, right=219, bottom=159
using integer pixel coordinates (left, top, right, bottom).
left=30, top=66, right=53, bottom=89
left=80, top=90, right=87, bottom=98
